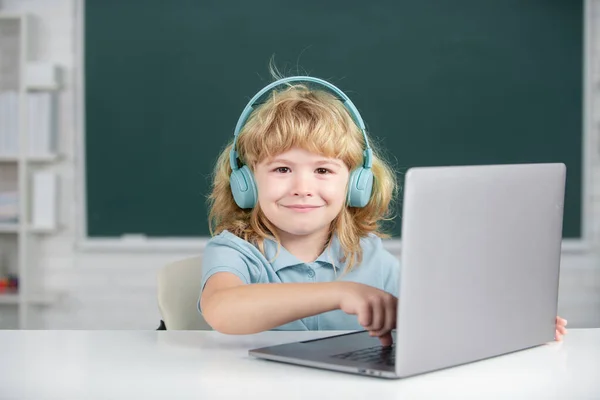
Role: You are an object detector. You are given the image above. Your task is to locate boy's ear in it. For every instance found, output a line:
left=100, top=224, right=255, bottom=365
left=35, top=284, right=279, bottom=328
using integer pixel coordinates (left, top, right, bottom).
left=230, top=165, right=258, bottom=209
left=346, top=167, right=374, bottom=207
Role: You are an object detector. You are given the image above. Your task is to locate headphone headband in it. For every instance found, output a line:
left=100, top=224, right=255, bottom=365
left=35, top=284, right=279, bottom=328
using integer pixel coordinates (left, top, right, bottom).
left=229, top=76, right=372, bottom=171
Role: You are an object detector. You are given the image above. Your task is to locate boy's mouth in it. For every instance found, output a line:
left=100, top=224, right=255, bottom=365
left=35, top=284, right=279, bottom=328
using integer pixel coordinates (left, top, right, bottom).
left=282, top=204, right=323, bottom=212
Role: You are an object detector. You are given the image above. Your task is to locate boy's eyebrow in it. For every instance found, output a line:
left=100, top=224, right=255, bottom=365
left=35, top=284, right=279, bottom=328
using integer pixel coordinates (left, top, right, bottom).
left=315, top=160, right=344, bottom=168
left=266, top=158, right=294, bottom=166
left=267, top=158, right=343, bottom=167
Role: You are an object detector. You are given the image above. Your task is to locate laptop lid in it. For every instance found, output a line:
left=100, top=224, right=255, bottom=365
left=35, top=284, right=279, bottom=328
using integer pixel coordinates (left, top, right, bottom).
left=395, top=163, right=565, bottom=377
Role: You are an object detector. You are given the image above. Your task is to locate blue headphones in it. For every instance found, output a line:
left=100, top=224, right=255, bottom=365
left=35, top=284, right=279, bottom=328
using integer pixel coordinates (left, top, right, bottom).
left=229, top=76, right=374, bottom=209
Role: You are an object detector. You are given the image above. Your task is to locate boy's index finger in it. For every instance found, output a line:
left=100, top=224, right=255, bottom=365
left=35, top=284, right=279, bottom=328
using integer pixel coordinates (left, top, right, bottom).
left=379, top=332, right=393, bottom=347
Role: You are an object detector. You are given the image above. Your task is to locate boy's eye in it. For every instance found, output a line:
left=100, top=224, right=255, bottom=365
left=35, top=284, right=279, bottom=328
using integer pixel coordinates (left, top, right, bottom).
left=274, top=167, right=290, bottom=173
left=316, top=168, right=331, bottom=174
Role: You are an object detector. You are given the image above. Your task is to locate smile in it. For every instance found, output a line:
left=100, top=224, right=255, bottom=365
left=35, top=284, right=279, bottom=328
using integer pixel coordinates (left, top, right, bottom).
left=282, top=205, right=323, bottom=213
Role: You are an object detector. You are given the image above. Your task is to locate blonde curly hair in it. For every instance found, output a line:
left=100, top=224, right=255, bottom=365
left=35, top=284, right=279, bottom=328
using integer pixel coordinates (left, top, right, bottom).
left=207, top=78, right=398, bottom=272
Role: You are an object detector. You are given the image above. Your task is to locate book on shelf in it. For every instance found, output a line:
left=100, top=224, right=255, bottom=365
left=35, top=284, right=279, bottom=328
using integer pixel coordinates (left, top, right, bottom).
left=0, top=191, right=18, bottom=223
left=32, top=171, right=56, bottom=230
left=0, top=90, right=57, bottom=157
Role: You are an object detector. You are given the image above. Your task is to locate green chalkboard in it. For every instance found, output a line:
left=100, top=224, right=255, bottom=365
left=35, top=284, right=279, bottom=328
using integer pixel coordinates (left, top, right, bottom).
left=85, top=1, right=583, bottom=238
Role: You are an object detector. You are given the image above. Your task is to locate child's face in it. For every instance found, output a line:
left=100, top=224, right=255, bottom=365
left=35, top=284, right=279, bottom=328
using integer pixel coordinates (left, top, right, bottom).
left=254, top=147, right=350, bottom=240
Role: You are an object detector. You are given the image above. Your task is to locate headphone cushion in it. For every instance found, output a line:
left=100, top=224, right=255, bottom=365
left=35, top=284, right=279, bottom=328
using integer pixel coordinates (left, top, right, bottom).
left=230, top=165, right=258, bottom=209
left=347, top=168, right=374, bottom=207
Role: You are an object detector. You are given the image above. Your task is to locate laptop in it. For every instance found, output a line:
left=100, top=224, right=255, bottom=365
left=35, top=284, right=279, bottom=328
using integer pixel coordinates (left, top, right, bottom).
left=249, top=163, right=566, bottom=379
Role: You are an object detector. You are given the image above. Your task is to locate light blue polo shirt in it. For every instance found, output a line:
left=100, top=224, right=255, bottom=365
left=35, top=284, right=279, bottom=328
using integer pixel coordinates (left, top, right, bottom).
left=198, top=230, right=400, bottom=331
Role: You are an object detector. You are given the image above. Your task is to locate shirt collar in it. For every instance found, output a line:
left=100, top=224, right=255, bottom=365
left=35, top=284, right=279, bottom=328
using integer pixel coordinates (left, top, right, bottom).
left=263, top=235, right=343, bottom=272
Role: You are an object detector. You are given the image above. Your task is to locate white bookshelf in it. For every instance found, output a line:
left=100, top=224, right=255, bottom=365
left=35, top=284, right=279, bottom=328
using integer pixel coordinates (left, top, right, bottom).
left=0, top=13, right=62, bottom=328
left=0, top=154, right=59, bottom=163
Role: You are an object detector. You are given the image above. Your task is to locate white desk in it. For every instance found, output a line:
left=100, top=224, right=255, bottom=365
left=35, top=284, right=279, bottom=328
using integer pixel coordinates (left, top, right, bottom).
left=1, top=329, right=599, bottom=399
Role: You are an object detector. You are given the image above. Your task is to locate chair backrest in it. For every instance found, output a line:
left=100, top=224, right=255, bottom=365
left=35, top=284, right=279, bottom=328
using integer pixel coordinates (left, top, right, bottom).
left=157, top=256, right=212, bottom=330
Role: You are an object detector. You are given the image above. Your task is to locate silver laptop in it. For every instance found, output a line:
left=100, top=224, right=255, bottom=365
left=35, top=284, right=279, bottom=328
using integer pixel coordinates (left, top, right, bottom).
left=249, top=163, right=565, bottom=379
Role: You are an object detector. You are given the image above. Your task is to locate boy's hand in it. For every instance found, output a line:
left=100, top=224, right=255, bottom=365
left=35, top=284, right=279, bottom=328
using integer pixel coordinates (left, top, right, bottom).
left=336, top=282, right=398, bottom=346
left=555, top=316, right=568, bottom=341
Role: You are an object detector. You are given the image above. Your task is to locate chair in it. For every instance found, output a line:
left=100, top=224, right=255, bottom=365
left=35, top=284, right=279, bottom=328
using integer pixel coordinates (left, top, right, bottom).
left=156, top=256, right=212, bottom=330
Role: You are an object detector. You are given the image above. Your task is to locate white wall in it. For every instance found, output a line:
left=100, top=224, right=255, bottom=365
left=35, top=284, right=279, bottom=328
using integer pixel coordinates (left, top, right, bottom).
left=0, top=0, right=599, bottom=330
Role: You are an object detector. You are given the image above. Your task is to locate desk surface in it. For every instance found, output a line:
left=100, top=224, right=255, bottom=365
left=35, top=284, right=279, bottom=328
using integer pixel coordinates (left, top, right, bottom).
left=1, top=329, right=599, bottom=399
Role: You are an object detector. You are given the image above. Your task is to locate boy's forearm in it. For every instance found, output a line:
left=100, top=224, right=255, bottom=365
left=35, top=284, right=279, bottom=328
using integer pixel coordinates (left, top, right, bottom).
left=201, top=282, right=343, bottom=334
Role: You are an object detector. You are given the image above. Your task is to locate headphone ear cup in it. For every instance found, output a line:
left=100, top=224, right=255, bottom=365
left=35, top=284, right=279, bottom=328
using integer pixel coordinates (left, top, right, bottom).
left=229, top=165, right=258, bottom=209
left=347, top=168, right=374, bottom=207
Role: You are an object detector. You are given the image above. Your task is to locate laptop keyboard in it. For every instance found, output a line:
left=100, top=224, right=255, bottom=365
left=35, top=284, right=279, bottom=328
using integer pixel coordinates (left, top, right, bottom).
left=331, top=345, right=396, bottom=366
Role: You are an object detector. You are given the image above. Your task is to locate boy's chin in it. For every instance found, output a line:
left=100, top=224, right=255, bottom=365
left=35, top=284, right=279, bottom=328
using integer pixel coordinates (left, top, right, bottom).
left=276, top=225, right=329, bottom=238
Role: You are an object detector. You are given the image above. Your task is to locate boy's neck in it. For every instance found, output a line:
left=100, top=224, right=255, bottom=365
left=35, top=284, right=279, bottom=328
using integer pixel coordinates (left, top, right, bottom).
left=276, top=229, right=330, bottom=264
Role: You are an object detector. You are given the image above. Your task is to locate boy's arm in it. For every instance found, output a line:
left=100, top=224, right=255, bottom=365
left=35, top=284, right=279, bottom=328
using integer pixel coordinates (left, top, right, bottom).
left=200, top=272, right=342, bottom=334
left=200, top=272, right=398, bottom=344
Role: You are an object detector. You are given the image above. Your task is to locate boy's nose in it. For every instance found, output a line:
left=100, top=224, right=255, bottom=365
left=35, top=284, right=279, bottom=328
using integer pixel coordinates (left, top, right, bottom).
left=293, top=189, right=313, bottom=197
left=292, top=174, right=314, bottom=197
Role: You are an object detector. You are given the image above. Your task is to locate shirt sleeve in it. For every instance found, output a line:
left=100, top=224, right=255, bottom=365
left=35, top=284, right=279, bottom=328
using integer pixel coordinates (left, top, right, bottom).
left=198, top=236, right=259, bottom=313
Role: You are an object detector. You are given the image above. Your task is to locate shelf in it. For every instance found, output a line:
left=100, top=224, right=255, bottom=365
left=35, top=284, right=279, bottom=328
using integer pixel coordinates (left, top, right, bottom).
left=0, top=12, right=62, bottom=328
left=0, top=289, right=63, bottom=306
left=0, top=14, right=23, bottom=21
left=0, top=289, right=18, bottom=304
left=28, top=226, right=57, bottom=234
left=0, top=154, right=59, bottom=163
left=0, top=224, right=18, bottom=233
left=0, top=223, right=58, bottom=234
left=26, top=84, right=60, bottom=91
